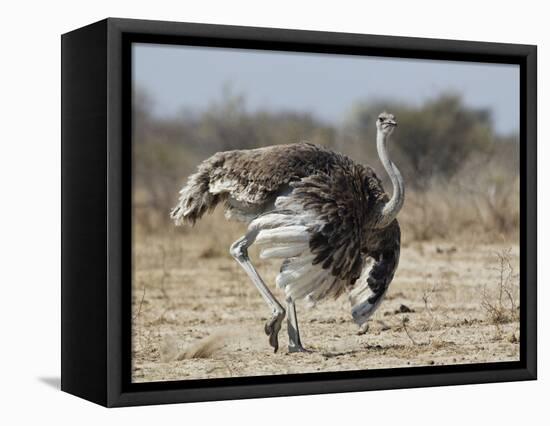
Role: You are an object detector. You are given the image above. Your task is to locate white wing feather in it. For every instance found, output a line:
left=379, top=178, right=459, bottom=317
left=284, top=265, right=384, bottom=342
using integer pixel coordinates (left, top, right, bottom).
left=248, top=198, right=339, bottom=305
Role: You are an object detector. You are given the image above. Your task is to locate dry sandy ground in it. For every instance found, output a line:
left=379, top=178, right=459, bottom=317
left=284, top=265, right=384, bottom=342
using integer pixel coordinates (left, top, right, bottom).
left=131, top=213, right=520, bottom=383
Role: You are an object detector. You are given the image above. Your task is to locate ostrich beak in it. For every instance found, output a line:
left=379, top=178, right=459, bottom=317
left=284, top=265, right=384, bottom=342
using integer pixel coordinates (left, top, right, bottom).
left=382, top=120, right=397, bottom=129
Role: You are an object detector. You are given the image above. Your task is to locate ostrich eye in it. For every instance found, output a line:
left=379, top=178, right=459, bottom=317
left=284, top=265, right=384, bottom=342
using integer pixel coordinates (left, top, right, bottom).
left=378, top=117, right=384, bottom=121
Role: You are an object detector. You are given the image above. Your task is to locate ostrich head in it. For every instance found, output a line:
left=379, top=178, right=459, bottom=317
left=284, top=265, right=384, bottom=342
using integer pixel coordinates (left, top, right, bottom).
left=375, top=112, right=397, bottom=136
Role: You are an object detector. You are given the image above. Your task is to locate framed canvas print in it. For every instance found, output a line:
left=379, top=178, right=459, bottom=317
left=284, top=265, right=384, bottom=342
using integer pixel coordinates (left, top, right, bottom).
left=61, top=18, right=537, bottom=407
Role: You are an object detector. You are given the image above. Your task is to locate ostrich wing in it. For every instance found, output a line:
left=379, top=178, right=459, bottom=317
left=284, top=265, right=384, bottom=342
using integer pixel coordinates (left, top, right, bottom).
left=251, top=163, right=399, bottom=324
left=290, top=168, right=373, bottom=288
left=349, top=224, right=400, bottom=325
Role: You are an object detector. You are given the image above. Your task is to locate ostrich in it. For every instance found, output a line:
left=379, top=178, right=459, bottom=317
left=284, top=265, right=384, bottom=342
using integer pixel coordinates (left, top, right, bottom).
left=170, top=112, right=403, bottom=353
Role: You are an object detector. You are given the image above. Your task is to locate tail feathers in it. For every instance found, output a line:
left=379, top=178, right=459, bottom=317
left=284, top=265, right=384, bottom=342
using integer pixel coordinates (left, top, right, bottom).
left=170, top=164, right=219, bottom=226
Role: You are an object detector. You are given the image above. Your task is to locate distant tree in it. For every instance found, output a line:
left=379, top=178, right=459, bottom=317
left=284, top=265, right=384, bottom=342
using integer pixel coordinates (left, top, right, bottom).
left=348, top=94, right=494, bottom=188
left=196, top=86, right=335, bottom=152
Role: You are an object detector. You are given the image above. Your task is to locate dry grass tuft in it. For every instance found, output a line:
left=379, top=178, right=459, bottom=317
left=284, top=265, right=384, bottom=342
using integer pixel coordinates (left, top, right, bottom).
left=481, top=248, right=519, bottom=325
left=177, top=333, right=226, bottom=360
left=161, top=332, right=228, bottom=362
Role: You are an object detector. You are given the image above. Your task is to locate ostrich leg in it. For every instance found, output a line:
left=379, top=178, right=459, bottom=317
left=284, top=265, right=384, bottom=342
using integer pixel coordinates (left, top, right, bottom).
left=286, top=297, right=309, bottom=353
left=230, top=230, right=286, bottom=353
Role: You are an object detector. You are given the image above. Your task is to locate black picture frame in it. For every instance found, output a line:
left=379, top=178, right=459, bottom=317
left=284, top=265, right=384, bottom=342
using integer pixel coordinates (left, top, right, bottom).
left=61, top=17, right=537, bottom=407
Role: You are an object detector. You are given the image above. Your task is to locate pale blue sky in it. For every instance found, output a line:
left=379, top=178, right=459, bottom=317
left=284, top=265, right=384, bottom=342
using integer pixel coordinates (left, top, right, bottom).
left=133, top=43, right=519, bottom=135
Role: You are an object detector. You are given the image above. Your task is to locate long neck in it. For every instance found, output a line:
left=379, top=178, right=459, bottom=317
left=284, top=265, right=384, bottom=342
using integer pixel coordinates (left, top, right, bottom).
left=375, top=129, right=405, bottom=228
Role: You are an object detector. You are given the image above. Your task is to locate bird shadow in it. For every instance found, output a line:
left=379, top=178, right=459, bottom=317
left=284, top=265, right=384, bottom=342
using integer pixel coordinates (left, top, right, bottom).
left=38, top=376, right=61, bottom=390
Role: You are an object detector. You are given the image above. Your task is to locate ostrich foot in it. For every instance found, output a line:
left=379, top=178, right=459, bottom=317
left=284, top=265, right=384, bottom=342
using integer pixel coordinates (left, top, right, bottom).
left=288, top=343, right=311, bottom=353
left=264, top=309, right=285, bottom=353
